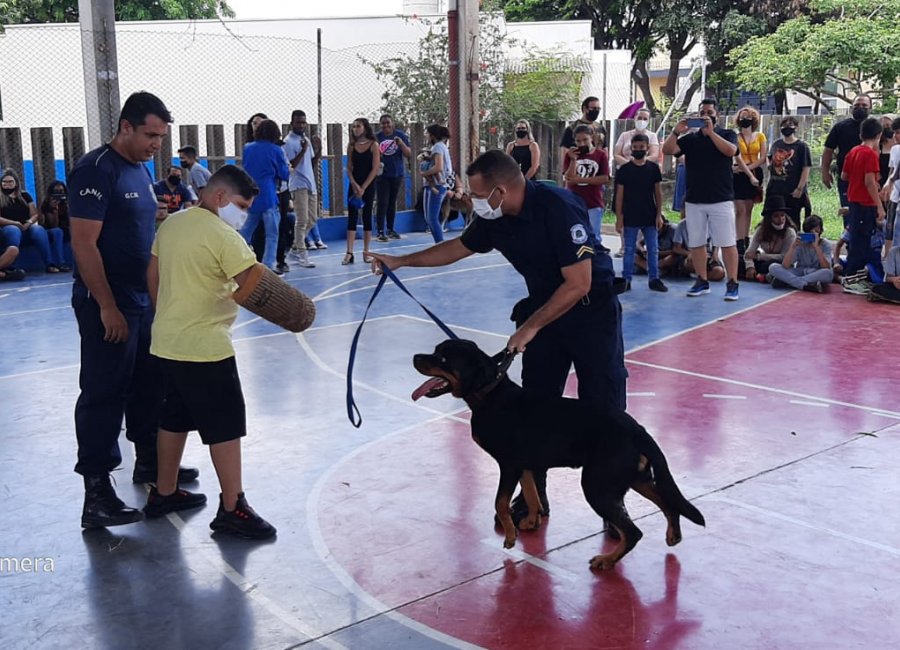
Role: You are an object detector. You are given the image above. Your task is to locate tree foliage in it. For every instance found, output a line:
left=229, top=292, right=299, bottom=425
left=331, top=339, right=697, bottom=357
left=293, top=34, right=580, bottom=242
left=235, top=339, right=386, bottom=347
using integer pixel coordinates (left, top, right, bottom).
left=729, top=0, right=900, bottom=111
left=0, top=0, right=233, bottom=24
left=497, top=0, right=813, bottom=113
left=364, top=11, right=582, bottom=139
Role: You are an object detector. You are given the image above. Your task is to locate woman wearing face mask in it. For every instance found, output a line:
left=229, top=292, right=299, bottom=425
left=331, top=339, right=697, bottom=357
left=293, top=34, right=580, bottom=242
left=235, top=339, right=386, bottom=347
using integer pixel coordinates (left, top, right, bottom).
left=765, top=117, right=812, bottom=228
left=732, top=106, right=767, bottom=270
left=613, top=108, right=660, bottom=167
left=505, top=120, right=540, bottom=180
left=744, top=194, right=796, bottom=281
left=420, top=124, right=452, bottom=244
left=563, top=124, right=610, bottom=238
left=0, top=169, right=68, bottom=273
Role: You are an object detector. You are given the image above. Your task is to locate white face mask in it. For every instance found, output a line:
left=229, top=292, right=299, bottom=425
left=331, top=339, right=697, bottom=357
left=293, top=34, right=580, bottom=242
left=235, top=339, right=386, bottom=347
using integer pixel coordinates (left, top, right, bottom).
left=219, top=201, right=248, bottom=230
left=772, top=219, right=786, bottom=231
left=635, top=119, right=649, bottom=131
left=471, top=187, right=504, bottom=220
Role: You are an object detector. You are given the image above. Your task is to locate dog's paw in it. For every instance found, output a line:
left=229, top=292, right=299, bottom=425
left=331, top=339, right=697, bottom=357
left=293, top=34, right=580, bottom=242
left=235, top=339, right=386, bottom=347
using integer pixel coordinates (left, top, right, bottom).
left=589, top=553, right=618, bottom=571
left=518, top=513, right=542, bottom=531
left=503, top=531, right=517, bottom=549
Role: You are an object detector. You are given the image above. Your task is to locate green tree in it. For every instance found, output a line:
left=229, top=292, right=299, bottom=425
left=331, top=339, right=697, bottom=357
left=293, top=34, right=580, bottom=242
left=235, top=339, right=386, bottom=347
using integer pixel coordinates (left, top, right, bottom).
left=363, top=10, right=582, bottom=142
left=0, top=0, right=233, bottom=24
left=729, top=0, right=900, bottom=112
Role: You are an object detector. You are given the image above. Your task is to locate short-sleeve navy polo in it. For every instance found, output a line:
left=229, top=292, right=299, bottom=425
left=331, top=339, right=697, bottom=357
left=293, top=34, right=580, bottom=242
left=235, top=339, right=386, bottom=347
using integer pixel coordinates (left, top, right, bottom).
left=460, top=180, right=614, bottom=305
left=68, top=144, right=158, bottom=309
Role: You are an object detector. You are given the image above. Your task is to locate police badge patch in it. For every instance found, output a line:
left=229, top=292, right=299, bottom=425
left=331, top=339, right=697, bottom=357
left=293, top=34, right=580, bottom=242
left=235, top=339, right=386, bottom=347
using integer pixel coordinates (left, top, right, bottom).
left=570, top=223, right=588, bottom=244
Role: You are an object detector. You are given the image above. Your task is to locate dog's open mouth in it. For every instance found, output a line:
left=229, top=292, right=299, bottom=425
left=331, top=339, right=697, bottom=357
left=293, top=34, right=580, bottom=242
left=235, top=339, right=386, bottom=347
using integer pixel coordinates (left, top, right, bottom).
left=411, top=376, right=451, bottom=400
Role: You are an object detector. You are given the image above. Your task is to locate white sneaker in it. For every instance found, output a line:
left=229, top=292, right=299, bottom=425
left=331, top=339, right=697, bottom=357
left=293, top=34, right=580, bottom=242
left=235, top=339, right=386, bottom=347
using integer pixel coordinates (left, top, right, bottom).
left=296, top=250, right=315, bottom=268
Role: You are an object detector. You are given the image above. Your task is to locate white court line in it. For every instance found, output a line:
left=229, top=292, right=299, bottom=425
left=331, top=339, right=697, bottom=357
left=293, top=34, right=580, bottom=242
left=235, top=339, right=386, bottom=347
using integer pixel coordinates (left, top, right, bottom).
left=705, top=495, right=900, bottom=558
left=306, top=410, right=485, bottom=650
left=161, top=508, right=347, bottom=649
left=624, top=290, right=793, bottom=355
left=479, top=539, right=578, bottom=582
left=627, top=392, right=656, bottom=397
left=869, top=411, right=900, bottom=420
left=628, top=359, right=900, bottom=418
left=316, top=262, right=510, bottom=302
left=0, top=305, right=70, bottom=317
left=295, top=325, right=471, bottom=426
left=702, top=394, right=746, bottom=400
left=0, top=363, right=79, bottom=381
left=789, top=400, right=830, bottom=408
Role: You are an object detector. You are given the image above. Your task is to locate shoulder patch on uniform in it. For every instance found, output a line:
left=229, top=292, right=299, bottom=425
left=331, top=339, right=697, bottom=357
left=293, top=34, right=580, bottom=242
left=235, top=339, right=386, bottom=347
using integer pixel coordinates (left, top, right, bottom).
left=570, top=223, right=588, bottom=244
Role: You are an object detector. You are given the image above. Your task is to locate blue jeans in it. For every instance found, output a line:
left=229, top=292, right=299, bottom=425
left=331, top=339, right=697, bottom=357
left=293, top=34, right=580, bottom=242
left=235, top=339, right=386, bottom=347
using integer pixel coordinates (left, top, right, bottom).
left=587, top=207, right=604, bottom=240
left=240, top=206, right=280, bottom=268
left=623, top=226, right=659, bottom=281
left=1, top=223, right=64, bottom=266
left=845, top=203, right=882, bottom=276
left=423, top=185, right=446, bottom=243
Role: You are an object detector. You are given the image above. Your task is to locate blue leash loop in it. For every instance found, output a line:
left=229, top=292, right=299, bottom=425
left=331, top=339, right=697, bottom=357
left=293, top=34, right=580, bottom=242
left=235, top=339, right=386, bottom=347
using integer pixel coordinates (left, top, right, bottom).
left=346, top=266, right=459, bottom=428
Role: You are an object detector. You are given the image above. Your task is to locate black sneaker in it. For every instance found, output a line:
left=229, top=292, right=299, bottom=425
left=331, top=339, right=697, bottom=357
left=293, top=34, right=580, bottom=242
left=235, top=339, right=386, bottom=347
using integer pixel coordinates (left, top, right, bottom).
left=210, top=493, right=276, bottom=539
left=493, top=492, right=551, bottom=529
left=803, top=281, right=824, bottom=293
left=771, top=278, right=790, bottom=289
left=143, top=486, right=207, bottom=518
left=388, top=230, right=401, bottom=240
left=376, top=232, right=389, bottom=242
left=133, top=461, right=199, bottom=484
left=649, top=278, right=668, bottom=292
left=276, top=262, right=290, bottom=274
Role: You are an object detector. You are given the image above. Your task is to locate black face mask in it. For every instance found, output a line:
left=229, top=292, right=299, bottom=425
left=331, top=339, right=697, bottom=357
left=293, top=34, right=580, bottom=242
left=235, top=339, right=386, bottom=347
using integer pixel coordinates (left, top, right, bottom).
left=632, top=150, right=647, bottom=159
left=167, top=175, right=181, bottom=186
left=884, top=127, right=894, bottom=141
left=1, top=187, right=15, bottom=195
left=852, top=107, right=869, bottom=121
left=586, top=109, right=600, bottom=121
left=515, top=129, right=528, bottom=139
left=781, top=127, right=796, bottom=137
left=51, top=192, right=67, bottom=202
left=738, top=118, right=753, bottom=128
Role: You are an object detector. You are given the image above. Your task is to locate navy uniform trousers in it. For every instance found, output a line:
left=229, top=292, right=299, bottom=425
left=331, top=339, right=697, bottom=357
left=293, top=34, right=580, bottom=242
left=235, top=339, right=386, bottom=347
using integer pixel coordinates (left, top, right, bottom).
left=72, top=284, right=161, bottom=476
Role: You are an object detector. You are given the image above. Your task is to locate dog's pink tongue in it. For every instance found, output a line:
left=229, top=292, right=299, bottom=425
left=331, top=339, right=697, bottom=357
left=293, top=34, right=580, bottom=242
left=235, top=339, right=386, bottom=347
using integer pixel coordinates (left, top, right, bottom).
left=412, top=377, right=444, bottom=401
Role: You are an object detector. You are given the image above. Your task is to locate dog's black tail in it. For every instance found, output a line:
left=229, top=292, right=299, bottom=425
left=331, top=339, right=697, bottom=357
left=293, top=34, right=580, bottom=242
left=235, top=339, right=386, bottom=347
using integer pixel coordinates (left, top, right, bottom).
left=629, top=416, right=705, bottom=527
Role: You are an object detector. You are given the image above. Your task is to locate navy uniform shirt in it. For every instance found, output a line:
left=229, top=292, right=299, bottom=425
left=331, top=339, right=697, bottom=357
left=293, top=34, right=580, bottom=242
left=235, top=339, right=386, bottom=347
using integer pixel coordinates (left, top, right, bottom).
left=68, top=144, right=158, bottom=309
left=460, top=181, right=615, bottom=307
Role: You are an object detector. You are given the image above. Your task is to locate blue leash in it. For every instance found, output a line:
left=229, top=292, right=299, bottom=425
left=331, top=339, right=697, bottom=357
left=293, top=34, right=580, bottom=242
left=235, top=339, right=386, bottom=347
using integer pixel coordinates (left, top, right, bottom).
left=346, top=266, right=459, bottom=428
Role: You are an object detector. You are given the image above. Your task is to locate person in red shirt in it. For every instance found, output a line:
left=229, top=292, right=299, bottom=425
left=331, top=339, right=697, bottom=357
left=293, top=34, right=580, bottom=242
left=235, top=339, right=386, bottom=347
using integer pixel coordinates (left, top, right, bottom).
left=841, top=117, right=886, bottom=276
left=564, top=124, right=609, bottom=240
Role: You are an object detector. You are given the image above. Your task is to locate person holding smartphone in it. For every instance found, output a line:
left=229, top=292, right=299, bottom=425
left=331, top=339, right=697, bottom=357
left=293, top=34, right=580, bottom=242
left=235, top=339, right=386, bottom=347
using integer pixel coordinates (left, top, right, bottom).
left=563, top=124, right=610, bottom=240
left=768, top=214, right=834, bottom=292
left=662, top=98, right=741, bottom=300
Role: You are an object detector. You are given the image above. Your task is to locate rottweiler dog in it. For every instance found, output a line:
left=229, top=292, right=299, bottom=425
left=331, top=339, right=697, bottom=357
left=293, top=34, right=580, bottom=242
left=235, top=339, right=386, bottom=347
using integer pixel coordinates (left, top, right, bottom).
left=412, top=339, right=705, bottom=570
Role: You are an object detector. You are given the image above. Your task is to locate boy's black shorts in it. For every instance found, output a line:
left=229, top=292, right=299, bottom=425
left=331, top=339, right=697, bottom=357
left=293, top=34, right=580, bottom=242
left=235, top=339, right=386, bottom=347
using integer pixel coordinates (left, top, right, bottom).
left=157, top=356, right=246, bottom=444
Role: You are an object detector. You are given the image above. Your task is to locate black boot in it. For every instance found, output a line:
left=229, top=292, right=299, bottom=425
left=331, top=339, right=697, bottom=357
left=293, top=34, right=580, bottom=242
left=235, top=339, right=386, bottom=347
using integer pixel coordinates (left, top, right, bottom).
left=502, top=469, right=550, bottom=528
left=132, top=444, right=200, bottom=484
left=82, top=474, right=145, bottom=528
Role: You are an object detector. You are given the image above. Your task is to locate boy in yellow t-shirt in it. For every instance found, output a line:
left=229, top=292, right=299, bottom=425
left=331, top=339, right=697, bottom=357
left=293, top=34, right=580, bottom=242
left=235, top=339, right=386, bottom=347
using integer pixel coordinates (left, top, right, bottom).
left=143, top=165, right=276, bottom=539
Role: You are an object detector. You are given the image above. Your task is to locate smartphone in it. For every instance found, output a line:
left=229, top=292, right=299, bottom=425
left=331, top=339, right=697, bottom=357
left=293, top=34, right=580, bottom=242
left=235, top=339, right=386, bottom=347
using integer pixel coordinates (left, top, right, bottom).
left=798, top=232, right=816, bottom=243
left=686, top=117, right=706, bottom=128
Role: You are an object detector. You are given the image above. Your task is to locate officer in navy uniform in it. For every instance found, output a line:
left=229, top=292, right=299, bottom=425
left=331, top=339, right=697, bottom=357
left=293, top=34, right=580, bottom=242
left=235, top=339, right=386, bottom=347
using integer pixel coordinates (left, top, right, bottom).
left=369, top=149, right=627, bottom=523
left=69, top=92, right=198, bottom=529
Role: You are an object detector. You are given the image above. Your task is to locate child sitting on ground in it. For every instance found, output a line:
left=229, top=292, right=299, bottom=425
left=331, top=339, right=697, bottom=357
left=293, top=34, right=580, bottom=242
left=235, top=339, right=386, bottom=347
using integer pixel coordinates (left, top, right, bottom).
left=673, top=219, right=726, bottom=281
left=143, top=165, right=277, bottom=539
left=868, top=245, right=900, bottom=303
left=768, top=214, right=833, bottom=293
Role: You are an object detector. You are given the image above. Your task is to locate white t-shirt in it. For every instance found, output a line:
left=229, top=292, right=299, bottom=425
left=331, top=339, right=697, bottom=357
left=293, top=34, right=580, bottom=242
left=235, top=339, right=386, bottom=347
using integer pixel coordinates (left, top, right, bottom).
left=615, top=129, right=660, bottom=160
left=889, top=144, right=900, bottom=203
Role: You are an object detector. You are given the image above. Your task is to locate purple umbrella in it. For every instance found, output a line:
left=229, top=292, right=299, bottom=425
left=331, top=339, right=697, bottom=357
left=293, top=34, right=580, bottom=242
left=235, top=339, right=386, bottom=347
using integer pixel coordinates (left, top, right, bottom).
left=618, top=101, right=646, bottom=119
